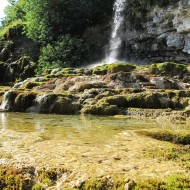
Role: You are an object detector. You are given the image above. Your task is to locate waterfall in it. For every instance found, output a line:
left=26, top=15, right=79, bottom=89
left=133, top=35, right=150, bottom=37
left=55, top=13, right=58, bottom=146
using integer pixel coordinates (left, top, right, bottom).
left=0, top=91, right=15, bottom=111
left=105, top=0, right=127, bottom=63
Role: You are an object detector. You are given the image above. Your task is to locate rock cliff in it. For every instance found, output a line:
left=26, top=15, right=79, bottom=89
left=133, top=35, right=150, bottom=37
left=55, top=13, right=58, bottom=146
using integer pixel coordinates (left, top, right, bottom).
left=85, top=0, right=190, bottom=64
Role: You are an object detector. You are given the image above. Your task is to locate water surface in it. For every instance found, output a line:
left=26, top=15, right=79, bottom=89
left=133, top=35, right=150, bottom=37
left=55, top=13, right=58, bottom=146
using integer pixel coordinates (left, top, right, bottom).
left=1, top=112, right=160, bottom=143
left=0, top=112, right=187, bottom=187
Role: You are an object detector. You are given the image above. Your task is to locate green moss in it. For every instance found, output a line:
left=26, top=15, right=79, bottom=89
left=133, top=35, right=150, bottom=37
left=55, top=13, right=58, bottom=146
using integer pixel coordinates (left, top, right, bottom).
left=80, top=176, right=128, bottom=190
left=133, top=175, right=190, bottom=190
left=107, top=63, right=136, bottom=74
left=32, top=184, right=45, bottom=190
left=133, top=178, right=164, bottom=190
left=137, top=130, right=190, bottom=145
left=164, top=174, right=190, bottom=189
left=36, top=168, right=67, bottom=187
left=44, top=73, right=64, bottom=79
left=22, top=82, right=44, bottom=89
left=14, top=92, right=36, bottom=112
left=149, top=62, right=188, bottom=76
left=80, top=174, right=190, bottom=190
left=92, top=65, right=109, bottom=75
left=92, top=63, right=136, bottom=75
left=125, top=92, right=171, bottom=109
left=81, top=103, right=119, bottom=115
left=0, top=166, right=27, bottom=190
left=100, top=95, right=127, bottom=107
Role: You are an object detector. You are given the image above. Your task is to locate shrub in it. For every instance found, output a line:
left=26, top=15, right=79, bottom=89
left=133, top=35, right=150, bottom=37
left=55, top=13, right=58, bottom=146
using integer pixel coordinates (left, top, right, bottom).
left=37, top=35, right=89, bottom=74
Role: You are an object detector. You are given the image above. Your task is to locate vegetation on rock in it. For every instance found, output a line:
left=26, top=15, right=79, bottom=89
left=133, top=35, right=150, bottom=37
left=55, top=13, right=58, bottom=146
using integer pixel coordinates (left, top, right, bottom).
left=137, top=130, right=190, bottom=145
left=149, top=62, right=188, bottom=76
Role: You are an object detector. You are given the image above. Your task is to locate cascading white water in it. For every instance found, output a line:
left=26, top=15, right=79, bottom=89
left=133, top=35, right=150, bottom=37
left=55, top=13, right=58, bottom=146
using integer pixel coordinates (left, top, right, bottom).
left=105, top=0, right=127, bottom=63
left=0, top=91, right=14, bottom=111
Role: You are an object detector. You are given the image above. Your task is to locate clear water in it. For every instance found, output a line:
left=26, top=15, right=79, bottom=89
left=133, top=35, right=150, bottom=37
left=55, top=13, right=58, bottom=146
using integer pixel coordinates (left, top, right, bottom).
left=0, top=112, right=159, bottom=143
left=0, top=112, right=188, bottom=184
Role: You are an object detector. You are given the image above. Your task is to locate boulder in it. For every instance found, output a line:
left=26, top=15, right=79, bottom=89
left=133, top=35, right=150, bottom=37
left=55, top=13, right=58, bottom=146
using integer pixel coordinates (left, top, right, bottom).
left=150, top=77, right=179, bottom=89
left=14, top=93, right=36, bottom=112
left=51, top=96, right=79, bottom=114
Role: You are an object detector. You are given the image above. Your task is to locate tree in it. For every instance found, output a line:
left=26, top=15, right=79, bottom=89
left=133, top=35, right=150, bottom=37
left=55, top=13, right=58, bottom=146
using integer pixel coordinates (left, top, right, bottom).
left=37, top=35, right=89, bottom=73
left=2, top=0, right=26, bottom=26
left=24, top=0, right=113, bottom=42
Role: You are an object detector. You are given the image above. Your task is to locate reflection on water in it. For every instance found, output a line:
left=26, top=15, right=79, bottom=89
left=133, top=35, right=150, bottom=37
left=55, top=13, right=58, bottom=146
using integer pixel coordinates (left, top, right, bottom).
left=1, top=113, right=6, bottom=131
left=0, top=112, right=160, bottom=143
left=0, top=112, right=189, bottom=144
left=0, top=112, right=189, bottom=181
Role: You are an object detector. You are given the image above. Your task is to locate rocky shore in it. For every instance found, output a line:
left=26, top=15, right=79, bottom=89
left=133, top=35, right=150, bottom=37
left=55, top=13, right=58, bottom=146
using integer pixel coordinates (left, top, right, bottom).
left=1, top=62, right=190, bottom=120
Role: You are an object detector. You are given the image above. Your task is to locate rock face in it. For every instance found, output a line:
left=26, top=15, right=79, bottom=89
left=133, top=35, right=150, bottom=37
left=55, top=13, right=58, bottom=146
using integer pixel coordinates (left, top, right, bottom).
left=84, top=0, right=190, bottom=64
left=0, top=56, right=36, bottom=84
left=120, top=0, right=190, bottom=63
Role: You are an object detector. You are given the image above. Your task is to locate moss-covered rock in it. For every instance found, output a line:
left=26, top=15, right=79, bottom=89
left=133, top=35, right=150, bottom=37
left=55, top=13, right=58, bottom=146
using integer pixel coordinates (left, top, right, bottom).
left=107, top=62, right=136, bottom=74
left=14, top=92, right=36, bottom=112
left=80, top=176, right=130, bottom=190
left=137, top=130, right=190, bottom=145
left=92, top=64, right=109, bottom=75
left=133, top=175, right=190, bottom=190
left=125, top=92, right=171, bottom=109
left=23, top=82, right=43, bottom=89
left=0, top=165, right=33, bottom=190
left=149, top=62, right=188, bottom=76
left=81, top=103, right=119, bottom=115
left=100, top=95, right=127, bottom=107
left=51, top=96, right=79, bottom=114
left=3, top=56, right=36, bottom=83
left=92, top=63, right=136, bottom=75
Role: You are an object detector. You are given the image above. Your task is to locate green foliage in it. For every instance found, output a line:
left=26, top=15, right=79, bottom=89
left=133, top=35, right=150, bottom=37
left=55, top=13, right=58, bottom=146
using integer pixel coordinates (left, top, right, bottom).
left=37, top=35, right=88, bottom=73
left=2, top=0, right=26, bottom=27
left=0, top=0, right=26, bottom=40
left=0, top=19, right=24, bottom=40
left=24, top=0, right=114, bottom=42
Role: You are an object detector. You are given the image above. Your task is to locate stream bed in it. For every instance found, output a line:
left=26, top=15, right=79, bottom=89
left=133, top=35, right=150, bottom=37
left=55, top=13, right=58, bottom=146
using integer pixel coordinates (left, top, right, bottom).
left=0, top=112, right=189, bottom=188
